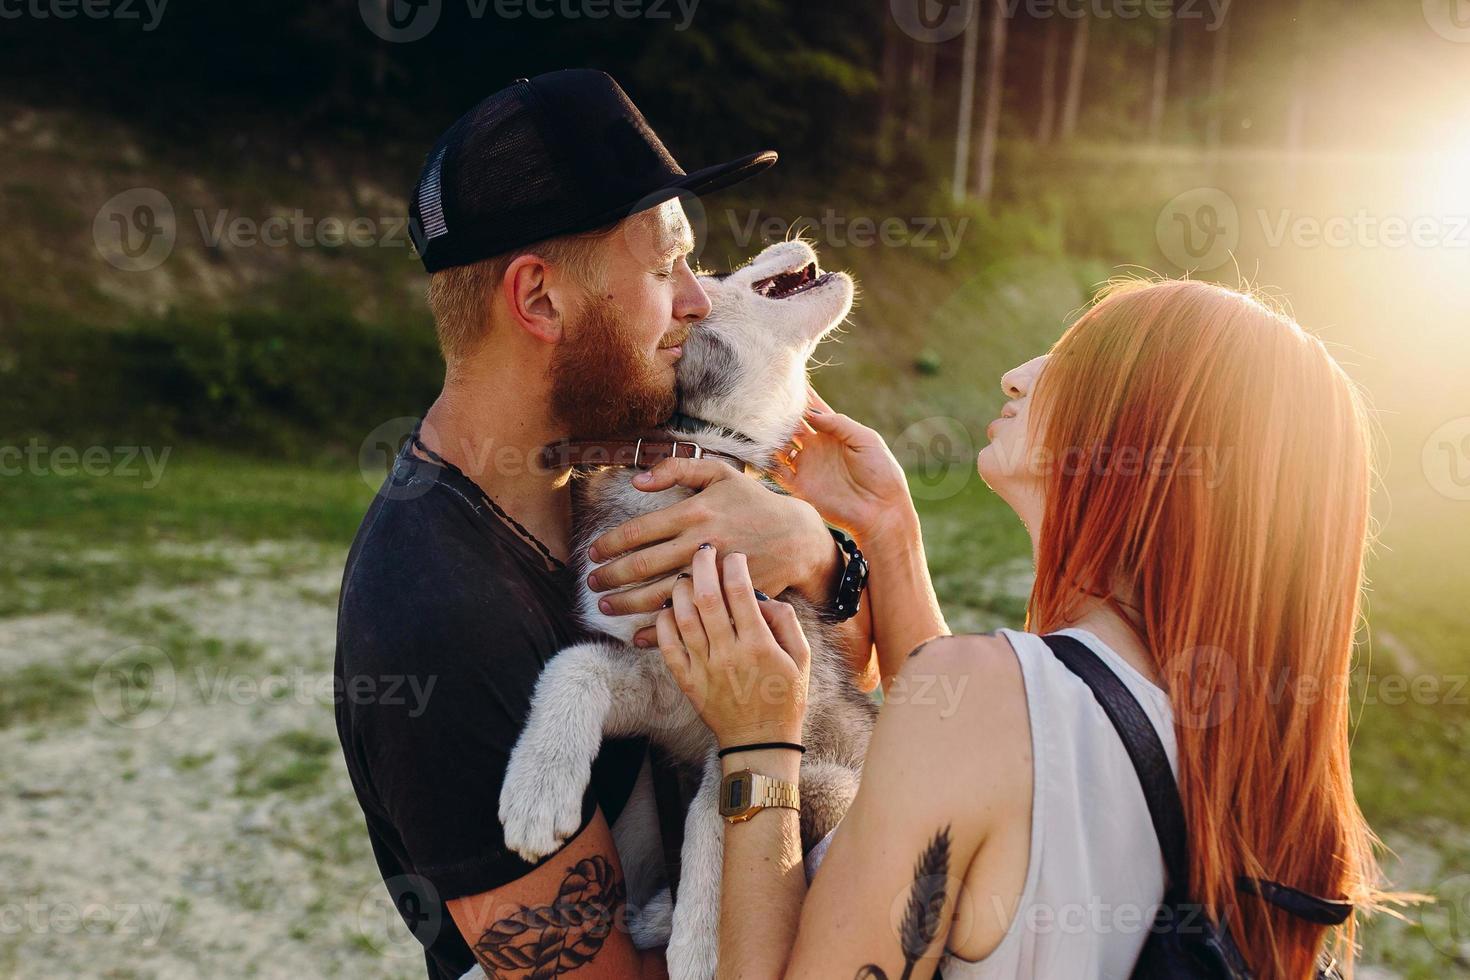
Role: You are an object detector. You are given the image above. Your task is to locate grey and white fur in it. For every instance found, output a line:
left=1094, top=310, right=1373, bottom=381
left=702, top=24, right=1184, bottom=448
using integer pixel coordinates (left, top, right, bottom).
left=493, top=240, right=876, bottom=980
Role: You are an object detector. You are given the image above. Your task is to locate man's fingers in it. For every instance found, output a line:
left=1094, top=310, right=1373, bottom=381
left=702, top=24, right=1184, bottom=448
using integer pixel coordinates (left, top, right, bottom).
left=719, top=552, right=764, bottom=640
left=629, top=457, right=735, bottom=494
left=587, top=504, right=684, bottom=562
left=595, top=575, right=675, bottom=618
left=759, top=599, right=811, bottom=670
left=690, top=545, right=735, bottom=651
left=588, top=538, right=688, bottom=592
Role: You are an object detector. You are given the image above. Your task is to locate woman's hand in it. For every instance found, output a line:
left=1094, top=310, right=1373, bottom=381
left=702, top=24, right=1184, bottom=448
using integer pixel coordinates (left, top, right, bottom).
left=655, top=545, right=811, bottom=749
left=771, top=386, right=915, bottom=545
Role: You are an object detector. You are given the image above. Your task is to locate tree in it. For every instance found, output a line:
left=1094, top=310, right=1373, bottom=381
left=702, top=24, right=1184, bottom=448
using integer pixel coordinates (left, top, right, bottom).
left=1037, top=16, right=1061, bottom=144
left=905, top=38, right=938, bottom=146
left=972, top=0, right=1008, bottom=200
left=952, top=0, right=981, bottom=202
left=1147, top=1, right=1173, bottom=142
left=1060, top=11, right=1091, bottom=140
left=1205, top=3, right=1232, bottom=155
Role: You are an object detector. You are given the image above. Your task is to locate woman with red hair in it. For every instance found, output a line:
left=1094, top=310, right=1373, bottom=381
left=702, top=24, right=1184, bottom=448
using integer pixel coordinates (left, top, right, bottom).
left=655, top=279, right=1386, bottom=979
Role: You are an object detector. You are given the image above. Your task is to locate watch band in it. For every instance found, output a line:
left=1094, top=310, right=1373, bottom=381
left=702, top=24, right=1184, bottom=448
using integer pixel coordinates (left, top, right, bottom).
left=720, top=769, right=800, bottom=823
left=829, top=528, right=868, bottom=621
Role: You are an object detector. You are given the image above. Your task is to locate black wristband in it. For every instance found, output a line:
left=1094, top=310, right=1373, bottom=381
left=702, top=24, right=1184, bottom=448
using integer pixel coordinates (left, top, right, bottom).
left=829, top=528, right=868, bottom=621
left=717, top=741, right=806, bottom=759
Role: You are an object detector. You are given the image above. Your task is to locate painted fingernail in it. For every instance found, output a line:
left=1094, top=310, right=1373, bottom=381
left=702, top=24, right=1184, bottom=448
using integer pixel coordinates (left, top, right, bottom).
left=587, top=573, right=600, bottom=590
left=754, top=589, right=770, bottom=601
left=634, top=471, right=653, bottom=485
left=677, top=572, right=691, bottom=580
left=661, top=598, right=672, bottom=609
left=697, top=542, right=713, bottom=551
left=599, top=598, right=612, bottom=614
left=634, top=636, right=651, bottom=648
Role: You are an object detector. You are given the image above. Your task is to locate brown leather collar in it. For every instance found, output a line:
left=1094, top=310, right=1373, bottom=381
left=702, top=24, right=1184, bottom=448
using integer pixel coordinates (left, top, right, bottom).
left=541, top=436, right=757, bottom=475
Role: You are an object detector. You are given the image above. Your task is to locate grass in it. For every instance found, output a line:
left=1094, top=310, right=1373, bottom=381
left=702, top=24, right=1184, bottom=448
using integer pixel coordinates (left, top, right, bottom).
left=0, top=449, right=1465, bottom=976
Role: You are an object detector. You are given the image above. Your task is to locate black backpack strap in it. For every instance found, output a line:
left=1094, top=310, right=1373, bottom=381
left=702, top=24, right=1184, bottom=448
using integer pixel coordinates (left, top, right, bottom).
left=1041, top=634, right=1191, bottom=896
left=1041, top=634, right=1355, bottom=934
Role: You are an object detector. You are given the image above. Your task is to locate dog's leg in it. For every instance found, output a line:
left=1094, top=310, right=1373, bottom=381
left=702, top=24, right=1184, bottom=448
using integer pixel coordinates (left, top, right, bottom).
left=499, top=639, right=667, bottom=861
left=666, top=748, right=724, bottom=980
left=797, top=757, right=862, bottom=850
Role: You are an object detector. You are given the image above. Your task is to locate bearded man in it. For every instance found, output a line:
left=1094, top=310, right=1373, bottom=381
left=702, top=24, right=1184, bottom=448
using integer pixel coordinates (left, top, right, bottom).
left=334, top=71, right=874, bottom=980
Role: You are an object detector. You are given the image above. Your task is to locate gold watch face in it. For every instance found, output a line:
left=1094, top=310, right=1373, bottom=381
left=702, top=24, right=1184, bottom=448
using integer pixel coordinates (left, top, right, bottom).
left=719, top=770, right=754, bottom=817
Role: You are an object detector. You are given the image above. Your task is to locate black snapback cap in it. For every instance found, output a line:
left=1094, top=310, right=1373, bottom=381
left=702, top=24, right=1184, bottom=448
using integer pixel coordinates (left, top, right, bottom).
left=409, top=69, right=778, bottom=273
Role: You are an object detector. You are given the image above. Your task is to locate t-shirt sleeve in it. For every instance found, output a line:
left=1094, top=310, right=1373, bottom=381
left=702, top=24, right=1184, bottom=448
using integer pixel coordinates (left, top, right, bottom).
left=345, top=578, right=598, bottom=900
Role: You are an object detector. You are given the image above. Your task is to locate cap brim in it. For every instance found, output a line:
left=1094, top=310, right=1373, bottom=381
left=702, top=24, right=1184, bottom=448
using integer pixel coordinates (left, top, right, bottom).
left=673, top=149, right=779, bottom=198
left=582, top=149, right=778, bottom=228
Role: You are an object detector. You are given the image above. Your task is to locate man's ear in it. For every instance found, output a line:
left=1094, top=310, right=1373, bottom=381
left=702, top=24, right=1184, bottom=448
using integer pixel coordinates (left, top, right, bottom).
left=501, top=253, right=565, bottom=344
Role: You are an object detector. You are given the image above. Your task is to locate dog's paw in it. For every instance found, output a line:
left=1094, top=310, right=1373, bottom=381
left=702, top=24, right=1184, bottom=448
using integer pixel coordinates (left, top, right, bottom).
left=665, top=924, right=718, bottom=980
left=627, top=886, right=674, bottom=950
left=498, top=750, right=589, bottom=862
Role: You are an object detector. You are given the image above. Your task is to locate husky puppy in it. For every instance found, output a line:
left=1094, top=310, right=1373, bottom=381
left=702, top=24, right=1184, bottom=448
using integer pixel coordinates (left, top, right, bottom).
left=495, top=240, right=876, bottom=980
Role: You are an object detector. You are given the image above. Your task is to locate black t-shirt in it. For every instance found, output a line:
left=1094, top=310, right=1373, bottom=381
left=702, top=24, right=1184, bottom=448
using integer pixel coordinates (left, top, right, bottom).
left=334, top=444, right=646, bottom=980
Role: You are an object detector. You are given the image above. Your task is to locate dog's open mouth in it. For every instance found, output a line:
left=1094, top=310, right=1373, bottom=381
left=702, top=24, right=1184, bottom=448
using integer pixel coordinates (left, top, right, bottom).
left=752, top=262, right=832, bottom=300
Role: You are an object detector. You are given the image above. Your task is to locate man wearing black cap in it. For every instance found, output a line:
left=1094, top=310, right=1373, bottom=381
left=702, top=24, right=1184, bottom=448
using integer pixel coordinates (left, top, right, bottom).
left=334, top=71, right=873, bottom=979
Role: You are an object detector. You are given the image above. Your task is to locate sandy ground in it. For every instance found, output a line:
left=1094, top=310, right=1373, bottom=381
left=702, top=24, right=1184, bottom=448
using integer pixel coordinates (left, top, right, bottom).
left=0, top=541, right=423, bottom=979
left=0, top=539, right=1450, bottom=977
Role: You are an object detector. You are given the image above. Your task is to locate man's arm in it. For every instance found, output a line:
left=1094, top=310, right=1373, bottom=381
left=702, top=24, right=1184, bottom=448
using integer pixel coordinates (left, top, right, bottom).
left=448, top=809, right=666, bottom=980
left=585, top=457, right=877, bottom=685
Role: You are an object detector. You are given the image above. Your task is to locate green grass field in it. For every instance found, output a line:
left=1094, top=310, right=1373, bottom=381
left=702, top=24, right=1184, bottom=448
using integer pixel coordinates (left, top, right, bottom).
left=1, top=450, right=1466, bottom=976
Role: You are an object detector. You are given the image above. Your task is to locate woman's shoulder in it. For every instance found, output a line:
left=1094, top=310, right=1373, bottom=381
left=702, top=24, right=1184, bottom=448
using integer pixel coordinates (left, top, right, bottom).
left=879, top=631, right=1032, bottom=804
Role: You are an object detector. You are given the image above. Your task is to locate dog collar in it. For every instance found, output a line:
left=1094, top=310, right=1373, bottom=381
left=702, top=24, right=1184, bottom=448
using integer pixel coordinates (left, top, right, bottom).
left=540, top=436, right=757, bottom=475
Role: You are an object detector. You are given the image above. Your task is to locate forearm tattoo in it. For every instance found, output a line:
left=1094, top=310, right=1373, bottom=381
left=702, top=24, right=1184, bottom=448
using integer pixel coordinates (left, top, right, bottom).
left=855, top=825, right=953, bottom=980
left=472, top=855, right=627, bottom=978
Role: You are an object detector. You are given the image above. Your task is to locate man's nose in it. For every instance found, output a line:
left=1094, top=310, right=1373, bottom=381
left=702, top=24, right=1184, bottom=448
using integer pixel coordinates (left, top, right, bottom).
left=676, top=264, right=712, bottom=323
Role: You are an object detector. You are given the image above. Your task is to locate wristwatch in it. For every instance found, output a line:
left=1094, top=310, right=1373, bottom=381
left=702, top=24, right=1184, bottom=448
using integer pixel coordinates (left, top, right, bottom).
left=719, top=769, right=800, bottom=824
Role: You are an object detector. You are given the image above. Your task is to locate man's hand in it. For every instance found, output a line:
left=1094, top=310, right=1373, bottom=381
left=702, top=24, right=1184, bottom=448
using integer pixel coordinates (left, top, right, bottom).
left=585, top=458, right=840, bottom=642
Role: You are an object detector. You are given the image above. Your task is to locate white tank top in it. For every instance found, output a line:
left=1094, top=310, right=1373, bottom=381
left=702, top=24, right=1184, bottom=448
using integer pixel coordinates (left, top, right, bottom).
left=805, top=627, right=1178, bottom=980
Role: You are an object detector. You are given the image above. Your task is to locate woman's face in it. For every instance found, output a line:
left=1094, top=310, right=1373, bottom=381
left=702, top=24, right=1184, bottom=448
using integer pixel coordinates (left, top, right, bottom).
left=977, top=354, right=1049, bottom=526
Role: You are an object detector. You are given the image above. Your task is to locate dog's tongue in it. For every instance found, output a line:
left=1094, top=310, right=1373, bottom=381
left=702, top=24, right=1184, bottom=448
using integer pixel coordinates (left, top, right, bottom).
left=756, top=262, right=819, bottom=298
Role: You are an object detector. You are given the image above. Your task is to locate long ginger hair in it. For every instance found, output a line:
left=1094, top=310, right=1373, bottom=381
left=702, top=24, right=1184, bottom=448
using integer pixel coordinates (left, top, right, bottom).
left=1026, top=279, right=1383, bottom=978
